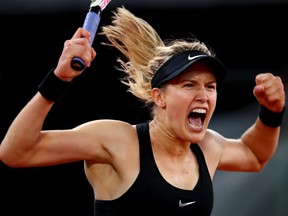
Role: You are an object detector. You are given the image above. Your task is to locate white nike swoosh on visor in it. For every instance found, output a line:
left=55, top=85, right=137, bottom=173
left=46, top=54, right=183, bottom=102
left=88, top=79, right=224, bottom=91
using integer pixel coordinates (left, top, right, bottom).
left=188, top=54, right=206, bottom=61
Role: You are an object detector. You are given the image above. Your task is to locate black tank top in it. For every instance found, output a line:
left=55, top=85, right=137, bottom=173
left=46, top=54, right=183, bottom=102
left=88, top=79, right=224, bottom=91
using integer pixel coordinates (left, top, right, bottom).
left=94, top=122, right=213, bottom=216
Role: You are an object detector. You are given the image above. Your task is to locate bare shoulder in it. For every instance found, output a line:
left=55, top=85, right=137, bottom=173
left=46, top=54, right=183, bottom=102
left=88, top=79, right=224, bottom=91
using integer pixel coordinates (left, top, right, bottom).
left=73, top=119, right=139, bottom=163
left=202, top=129, right=225, bottom=144
left=198, top=129, right=227, bottom=177
left=75, top=119, right=137, bottom=134
left=74, top=119, right=139, bottom=145
left=83, top=120, right=141, bottom=199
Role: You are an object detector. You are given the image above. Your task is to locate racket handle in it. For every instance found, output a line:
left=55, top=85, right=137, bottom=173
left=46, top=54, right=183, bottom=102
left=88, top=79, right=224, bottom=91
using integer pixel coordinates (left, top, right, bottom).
left=71, top=6, right=101, bottom=71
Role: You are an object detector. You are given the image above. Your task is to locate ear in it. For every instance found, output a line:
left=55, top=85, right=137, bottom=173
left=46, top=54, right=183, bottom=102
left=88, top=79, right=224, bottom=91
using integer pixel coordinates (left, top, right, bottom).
left=151, top=88, right=166, bottom=108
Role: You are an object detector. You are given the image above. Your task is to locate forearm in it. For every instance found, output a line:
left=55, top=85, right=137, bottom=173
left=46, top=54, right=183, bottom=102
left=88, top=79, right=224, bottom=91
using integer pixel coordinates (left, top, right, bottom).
left=244, top=71, right=285, bottom=169
left=0, top=92, right=53, bottom=166
left=241, top=117, right=280, bottom=168
left=0, top=28, right=95, bottom=166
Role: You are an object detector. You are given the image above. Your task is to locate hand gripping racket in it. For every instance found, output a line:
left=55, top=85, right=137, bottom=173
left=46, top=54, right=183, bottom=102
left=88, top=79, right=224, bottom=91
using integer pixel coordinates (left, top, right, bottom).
left=70, top=0, right=111, bottom=71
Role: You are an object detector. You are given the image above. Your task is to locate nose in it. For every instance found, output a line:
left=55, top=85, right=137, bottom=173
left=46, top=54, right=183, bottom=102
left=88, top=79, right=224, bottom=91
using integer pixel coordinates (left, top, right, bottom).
left=195, top=87, right=208, bottom=102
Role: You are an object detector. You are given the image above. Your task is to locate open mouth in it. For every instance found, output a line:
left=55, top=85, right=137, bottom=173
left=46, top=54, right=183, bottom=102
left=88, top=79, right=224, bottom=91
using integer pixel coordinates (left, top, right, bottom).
left=188, top=108, right=206, bottom=129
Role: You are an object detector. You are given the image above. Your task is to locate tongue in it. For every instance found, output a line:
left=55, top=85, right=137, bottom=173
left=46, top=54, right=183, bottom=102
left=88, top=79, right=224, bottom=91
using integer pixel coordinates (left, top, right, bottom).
left=189, top=117, right=202, bottom=127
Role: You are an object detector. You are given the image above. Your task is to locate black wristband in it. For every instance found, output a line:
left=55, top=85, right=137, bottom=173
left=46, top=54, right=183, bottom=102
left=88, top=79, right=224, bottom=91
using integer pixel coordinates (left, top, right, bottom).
left=259, top=105, right=285, bottom=128
left=38, top=68, right=73, bottom=102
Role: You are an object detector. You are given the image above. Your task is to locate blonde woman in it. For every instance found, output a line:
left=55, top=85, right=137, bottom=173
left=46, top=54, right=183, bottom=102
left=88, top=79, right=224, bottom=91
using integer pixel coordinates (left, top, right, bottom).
left=0, top=7, right=285, bottom=216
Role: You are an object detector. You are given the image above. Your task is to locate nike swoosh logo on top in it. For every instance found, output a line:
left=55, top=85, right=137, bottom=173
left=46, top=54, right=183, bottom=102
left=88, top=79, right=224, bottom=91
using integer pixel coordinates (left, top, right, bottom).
left=188, top=54, right=206, bottom=61
left=179, top=200, right=196, bottom=207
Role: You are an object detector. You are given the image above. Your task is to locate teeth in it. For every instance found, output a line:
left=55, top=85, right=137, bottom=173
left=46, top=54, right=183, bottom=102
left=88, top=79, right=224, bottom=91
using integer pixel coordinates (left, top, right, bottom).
left=192, top=108, right=206, bottom=114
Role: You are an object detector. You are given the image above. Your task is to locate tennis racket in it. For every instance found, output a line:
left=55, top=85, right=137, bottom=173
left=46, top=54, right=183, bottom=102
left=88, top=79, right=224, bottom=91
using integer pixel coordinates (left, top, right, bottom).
left=70, top=0, right=111, bottom=71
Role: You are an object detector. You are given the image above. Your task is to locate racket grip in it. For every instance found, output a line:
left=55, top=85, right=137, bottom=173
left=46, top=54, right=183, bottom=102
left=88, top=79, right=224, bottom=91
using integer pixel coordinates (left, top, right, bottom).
left=71, top=6, right=101, bottom=71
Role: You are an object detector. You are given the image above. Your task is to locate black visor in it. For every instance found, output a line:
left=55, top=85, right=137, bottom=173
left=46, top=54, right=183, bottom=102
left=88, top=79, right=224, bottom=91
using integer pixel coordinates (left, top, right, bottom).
left=151, top=50, right=226, bottom=88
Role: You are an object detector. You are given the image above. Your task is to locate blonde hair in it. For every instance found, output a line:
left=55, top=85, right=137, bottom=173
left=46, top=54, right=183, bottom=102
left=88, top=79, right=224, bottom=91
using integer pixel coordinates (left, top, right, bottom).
left=100, top=7, right=214, bottom=108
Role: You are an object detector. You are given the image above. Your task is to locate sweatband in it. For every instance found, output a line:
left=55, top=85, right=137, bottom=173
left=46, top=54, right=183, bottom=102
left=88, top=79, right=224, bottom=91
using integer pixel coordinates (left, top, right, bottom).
left=259, top=105, right=285, bottom=128
left=38, top=68, right=73, bottom=102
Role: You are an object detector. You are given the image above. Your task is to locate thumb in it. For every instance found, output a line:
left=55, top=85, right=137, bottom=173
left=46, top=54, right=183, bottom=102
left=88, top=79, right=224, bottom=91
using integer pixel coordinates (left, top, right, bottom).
left=253, top=84, right=265, bottom=98
left=253, top=84, right=268, bottom=107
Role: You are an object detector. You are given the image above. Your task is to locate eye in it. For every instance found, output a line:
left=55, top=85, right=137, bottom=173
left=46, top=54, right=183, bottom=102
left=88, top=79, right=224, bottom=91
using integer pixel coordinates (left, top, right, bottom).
left=183, top=83, right=194, bottom=88
left=207, top=84, right=216, bottom=90
left=182, top=81, right=195, bottom=88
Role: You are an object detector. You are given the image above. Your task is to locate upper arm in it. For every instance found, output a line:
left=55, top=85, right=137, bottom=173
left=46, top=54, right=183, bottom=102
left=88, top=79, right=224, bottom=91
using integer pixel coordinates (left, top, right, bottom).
left=202, top=129, right=261, bottom=173
left=217, top=137, right=260, bottom=171
left=13, top=120, right=133, bottom=167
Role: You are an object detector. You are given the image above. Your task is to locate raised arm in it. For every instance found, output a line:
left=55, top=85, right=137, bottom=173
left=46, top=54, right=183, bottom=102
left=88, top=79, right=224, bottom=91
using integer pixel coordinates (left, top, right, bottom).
left=0, top=28, right=96, bottom=167
left=217, top=73, right=285, bottom=172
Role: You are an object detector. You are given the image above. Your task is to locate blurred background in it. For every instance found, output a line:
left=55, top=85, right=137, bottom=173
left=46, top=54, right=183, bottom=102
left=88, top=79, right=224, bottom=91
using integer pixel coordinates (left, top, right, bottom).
left=0, top=0, right=288, bottom=215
